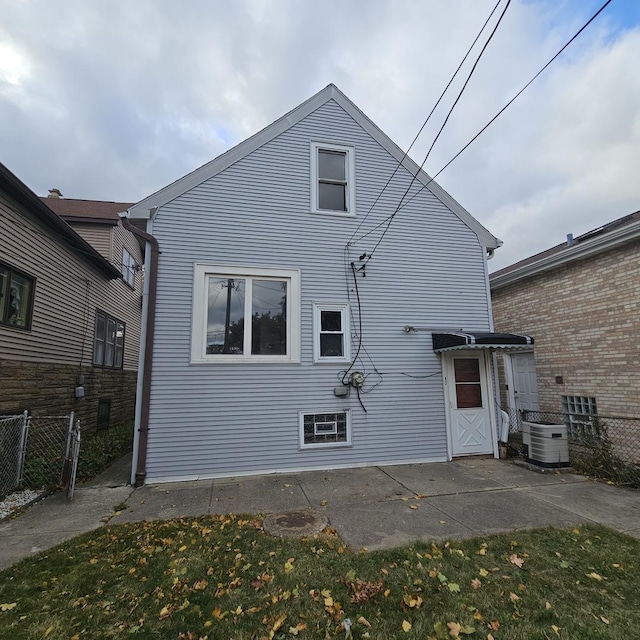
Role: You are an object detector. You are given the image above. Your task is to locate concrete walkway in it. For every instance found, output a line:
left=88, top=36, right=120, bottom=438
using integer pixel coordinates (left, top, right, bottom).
left=2, top=457, right=640, bottom=570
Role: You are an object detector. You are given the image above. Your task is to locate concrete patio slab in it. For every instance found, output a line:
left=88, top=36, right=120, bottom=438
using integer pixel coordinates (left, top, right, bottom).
left=113, top=481, right=213, bottom=523
left=296, top=466, right=412, bottom=507
left=324, top=498, right=473, bottom=551
left=425, top=488, right=590, bottom=536
left=210, top=474, right=309, bottom=514
left=457, top=457, right=587, bottom=488
left=521, top=482, right=640, bottom=533
left=382, top=461, right=504, bottom=496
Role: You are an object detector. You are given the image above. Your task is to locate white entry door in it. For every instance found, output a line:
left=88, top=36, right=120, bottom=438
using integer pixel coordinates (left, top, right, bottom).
left=510, top=352, right=540, bottom=414
left=446, top=352, right=494, bottom=456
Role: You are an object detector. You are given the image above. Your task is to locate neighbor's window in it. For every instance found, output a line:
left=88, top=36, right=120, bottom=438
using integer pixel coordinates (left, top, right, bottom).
left=191, top=265, right=300, bottom=363
left=0, top=262, right=35, bottom=330
left=299, top=411, right=351, bottom=448
left=121, top=248, right=136, bottom=287
left=93, top=311, right=125, bottom=368
left=311, top=142, right=355, bottom=215
left=313, top=303, right=350, bottom=362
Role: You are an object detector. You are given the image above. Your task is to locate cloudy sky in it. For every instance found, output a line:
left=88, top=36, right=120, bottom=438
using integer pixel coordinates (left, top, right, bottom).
left=1, top=0, right=638, bottom=271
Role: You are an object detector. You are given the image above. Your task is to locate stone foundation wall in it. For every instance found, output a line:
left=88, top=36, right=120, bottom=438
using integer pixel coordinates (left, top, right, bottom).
left=0, top=358, right=136, bottom=428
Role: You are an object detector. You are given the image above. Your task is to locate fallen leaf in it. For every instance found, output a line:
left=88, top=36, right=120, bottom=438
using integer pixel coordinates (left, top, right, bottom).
left=479, top=568, right=489, bottom=577
left=471, top=578, right=482, bottom=590
left=402, top=620, right=412, bottom=632
left=551, top=624, right=560, bottom=636
left=509, top=554, right=524, bottom=568
left=448, top=583, right=461, bottom=593
left=600, top=616, right=610, bottom=624
left=509, top=592, right=520, bottom=602
left=358, top=616, right=372, bottom=629
left=448, top=621, right=462, bottom=637
left=409, top=505, right=418, bottom=510
left=586, top=572, right=604, bottom=581
left=545, top=601, right=552, bottom=609
left=0, top=603, right=17, bottom=612
left=272, top=613, right=287, bottom=632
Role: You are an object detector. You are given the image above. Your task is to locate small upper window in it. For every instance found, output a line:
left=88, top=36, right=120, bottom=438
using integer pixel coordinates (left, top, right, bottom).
left=0, top=262, right=35, bottom=330
left=122, top=248, right=136, bottom=287
left=313, top=303, right=350, bottom=363
left=311, top=142, right=355, bottom=216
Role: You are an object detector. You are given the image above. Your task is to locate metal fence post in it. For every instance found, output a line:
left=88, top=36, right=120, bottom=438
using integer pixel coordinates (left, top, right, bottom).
left=16, top=411, right=30, bottom=488
left=67, top=420, right=81, bottom=500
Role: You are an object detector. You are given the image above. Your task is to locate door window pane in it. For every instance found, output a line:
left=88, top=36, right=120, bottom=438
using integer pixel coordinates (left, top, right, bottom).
left=454, top=358, right=483, bottom=408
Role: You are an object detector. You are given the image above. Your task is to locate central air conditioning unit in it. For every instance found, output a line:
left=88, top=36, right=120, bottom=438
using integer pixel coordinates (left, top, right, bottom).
left=524, top=422, right=570, bottom=468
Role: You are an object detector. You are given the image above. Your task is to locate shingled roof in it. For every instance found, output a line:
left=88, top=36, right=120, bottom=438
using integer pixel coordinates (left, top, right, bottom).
left=490, top=210, right=640, bottom=290
left=40, top=197, right=134, bottom=224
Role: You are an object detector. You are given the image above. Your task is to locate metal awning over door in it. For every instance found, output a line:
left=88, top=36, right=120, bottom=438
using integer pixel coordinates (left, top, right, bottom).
left=432, top=332, right=533, bottom=352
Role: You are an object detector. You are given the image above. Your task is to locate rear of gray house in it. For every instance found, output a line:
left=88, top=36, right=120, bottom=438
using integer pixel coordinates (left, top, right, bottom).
left=127, top=84, right=529, bottom=484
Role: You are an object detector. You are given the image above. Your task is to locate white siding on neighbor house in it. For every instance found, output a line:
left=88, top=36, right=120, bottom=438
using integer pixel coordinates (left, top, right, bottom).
left=144, top=99, right=492, bottom=481
left=0, top=192, right=142, bottom=371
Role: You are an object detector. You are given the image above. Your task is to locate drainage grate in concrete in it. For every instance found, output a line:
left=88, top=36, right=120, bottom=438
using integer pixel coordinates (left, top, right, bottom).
left=263, top=510, right=328, bottom=538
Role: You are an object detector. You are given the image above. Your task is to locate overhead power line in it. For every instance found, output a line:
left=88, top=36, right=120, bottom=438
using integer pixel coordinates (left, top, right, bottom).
left=353, top=0, right=614, bottom=254
left=348, top=0, right=504, bottom=245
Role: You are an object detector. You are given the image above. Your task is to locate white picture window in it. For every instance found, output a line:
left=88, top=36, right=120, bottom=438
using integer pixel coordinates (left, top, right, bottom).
left=313, top=303, right=350, bottom=363
left=310, top=142, right=355, bottom=216
left=121, top=248, right=136, bottom=287
left=191, top=265, right=300, bottom=363
left=299, top=411, right=351, bottom=449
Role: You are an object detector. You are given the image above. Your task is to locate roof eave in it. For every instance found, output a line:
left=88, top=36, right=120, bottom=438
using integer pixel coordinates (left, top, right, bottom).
left=0, top=163, right=122, bottom=279
left=490, top=219, right=640, bottom=290
left=127, top=84, right=501, bottom=249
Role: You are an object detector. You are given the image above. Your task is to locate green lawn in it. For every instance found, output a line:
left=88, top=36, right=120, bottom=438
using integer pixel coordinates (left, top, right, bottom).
left=0, top=518, right=638, bottom=639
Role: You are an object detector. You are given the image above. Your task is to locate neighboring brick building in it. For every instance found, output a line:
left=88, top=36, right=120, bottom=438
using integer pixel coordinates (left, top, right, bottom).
left=490, top=211, right=640, bottom=421
left=0, top=163, right=141, bottom=429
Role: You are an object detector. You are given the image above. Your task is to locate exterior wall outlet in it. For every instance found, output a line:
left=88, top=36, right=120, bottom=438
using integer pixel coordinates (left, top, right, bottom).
left=75, top=386, right=85, bottom=399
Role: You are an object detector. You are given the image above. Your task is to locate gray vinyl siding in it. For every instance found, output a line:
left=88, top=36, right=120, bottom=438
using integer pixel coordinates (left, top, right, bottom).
left=0, top=192, right=141, bottom=371
left=145, top=99, right=492, bottom=481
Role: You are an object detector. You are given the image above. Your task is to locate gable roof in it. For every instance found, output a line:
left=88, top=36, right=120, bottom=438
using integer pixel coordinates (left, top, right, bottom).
left=490, top=210, right=640, bottom=290
left=0, top=162, right=122, bottom=279
left=40, top=197, right=134, bottom=225
left=126, top=84, right=500, bottom=250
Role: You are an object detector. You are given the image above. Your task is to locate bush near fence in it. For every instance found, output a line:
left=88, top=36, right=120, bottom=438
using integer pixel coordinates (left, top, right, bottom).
left=507, top=409, right=640, bottom=489
left=76, top=421, right=133, bottom=483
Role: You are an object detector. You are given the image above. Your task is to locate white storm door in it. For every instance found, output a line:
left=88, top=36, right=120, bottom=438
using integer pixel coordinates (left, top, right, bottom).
left=447, top=352, right=493, bottom=456
left=511, top=352, right=540, bottom=414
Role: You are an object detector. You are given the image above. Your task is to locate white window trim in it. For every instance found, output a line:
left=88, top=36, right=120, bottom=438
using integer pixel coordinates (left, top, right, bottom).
left=191, top=264, right=301, bottom=364
left=313, top=302, right=351, bottom=363
left=310, top=142, right=356, bottom=217
left=299, top=410, right=352, bottom=450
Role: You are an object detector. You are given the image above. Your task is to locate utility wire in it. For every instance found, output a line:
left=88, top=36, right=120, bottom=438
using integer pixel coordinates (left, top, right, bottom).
left=353, top=0, right=614, bottom=250
left=365, top=0, right=512, bottom=260
left=347, top=0, right=503, bottom=245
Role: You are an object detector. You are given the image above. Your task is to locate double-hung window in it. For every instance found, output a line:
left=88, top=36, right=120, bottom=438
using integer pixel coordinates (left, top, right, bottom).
left=0, top=261, right=35, bottom=330
left=191, top=265, right=300, bottom=363
left=311, top=142, right=355, bottom=215
left=313, top=303, right=350, bottom=362
left=93, top=311, right=125, bottom=368
left=121, top=248, right=136, bottom=287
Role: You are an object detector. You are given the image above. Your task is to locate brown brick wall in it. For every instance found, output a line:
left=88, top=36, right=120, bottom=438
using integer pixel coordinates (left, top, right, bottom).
left=0, top=358, right=136, bottom=428
left=491, top=239, right=640, bottom=418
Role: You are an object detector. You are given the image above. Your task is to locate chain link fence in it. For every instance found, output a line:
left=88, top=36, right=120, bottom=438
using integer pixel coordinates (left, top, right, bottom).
left=0, top=413, right=80, bottom=499
left=505, top=408, right=640, bottom=488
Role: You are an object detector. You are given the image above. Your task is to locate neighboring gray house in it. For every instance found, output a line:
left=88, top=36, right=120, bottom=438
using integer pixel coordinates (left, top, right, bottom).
left=126, top=84, right=529, bottom=484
